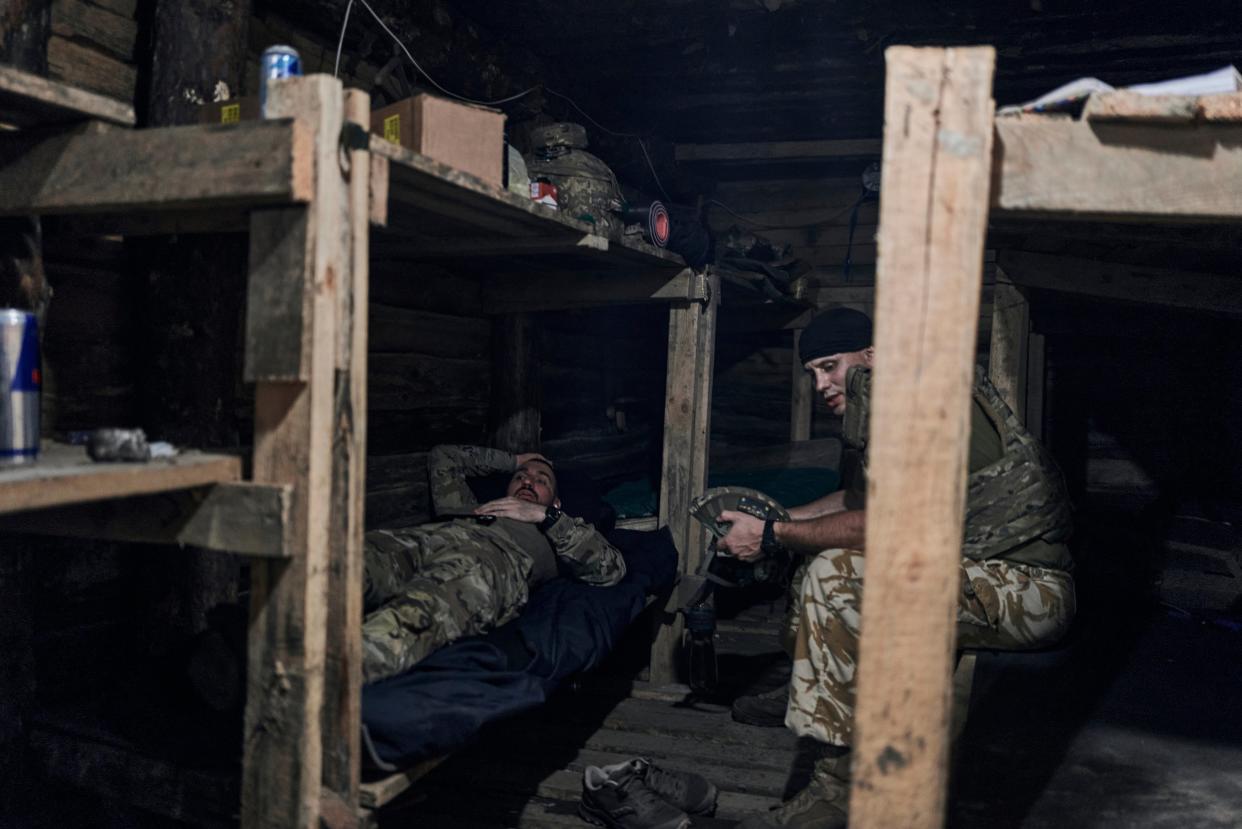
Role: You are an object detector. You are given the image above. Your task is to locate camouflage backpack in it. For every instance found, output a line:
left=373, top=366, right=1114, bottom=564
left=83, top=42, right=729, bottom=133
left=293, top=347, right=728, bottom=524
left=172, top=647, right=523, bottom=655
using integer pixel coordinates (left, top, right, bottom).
left=842, top=365, right=1072, bottom=560
left=525, top=122, right=623, bottom=237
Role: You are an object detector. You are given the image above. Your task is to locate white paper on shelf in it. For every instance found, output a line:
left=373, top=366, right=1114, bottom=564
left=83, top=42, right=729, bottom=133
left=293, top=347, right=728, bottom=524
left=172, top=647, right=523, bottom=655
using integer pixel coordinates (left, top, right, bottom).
left=1124, top=65, right=1241, bottom=96
left=998, top=65, right=1241, bottom=117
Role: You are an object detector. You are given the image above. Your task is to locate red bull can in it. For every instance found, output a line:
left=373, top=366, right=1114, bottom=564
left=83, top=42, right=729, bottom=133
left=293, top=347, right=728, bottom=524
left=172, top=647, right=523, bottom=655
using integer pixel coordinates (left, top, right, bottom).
left=0, top=309, right=40, bottom=465
left=260, top=45, right=303, bottom=118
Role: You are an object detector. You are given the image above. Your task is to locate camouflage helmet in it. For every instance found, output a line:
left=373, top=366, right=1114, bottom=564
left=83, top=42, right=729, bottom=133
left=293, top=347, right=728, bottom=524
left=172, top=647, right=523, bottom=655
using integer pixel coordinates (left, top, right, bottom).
left=690, top=486, right=789, bottom=541
left=530, top=121, right=589, bottom=151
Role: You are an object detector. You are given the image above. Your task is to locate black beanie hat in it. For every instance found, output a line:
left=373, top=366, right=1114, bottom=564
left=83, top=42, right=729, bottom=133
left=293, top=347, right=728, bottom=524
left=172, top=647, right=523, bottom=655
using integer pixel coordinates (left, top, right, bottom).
left=799, top=308, right=873, bottom=365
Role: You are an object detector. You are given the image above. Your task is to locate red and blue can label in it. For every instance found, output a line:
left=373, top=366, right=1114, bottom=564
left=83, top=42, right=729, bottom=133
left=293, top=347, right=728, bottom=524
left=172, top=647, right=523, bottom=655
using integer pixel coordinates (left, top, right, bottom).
left=1, top=309, right=40, bottom=464
left=260, top=45, right=303, bottom=118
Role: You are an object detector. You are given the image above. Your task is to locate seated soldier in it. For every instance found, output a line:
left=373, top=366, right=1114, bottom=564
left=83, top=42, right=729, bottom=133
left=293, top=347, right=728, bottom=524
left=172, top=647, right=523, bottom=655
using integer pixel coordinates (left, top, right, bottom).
left=717, top=308, right=1076, bottom=829
left=361, top=445, right=626, bottom=684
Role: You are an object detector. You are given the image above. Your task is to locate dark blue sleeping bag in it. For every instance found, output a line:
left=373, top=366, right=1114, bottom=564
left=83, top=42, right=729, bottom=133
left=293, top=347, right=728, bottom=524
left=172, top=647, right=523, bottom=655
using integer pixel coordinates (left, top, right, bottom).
left=360, top=527, right=678, bottom=770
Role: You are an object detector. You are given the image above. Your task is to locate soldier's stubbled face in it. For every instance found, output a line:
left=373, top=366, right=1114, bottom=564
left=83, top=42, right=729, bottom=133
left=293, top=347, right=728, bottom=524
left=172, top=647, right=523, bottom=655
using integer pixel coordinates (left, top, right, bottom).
left=508, top=460, right=558, bottom=507
left=804, top=347, right=874, bottom=417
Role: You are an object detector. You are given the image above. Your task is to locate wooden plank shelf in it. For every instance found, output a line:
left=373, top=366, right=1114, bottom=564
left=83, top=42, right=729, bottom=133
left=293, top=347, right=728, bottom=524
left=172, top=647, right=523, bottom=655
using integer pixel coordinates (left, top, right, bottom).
left=0, top=482, right=289, bottom=556
left=0, top=119, right=311, bottom=220
left=990, top=111, right=1242, bottom=223
left=0, top=64, right=135, bottom=129
left=0, top=441, right=241, bottom=515
left=369, top=136, right=685, bottom=280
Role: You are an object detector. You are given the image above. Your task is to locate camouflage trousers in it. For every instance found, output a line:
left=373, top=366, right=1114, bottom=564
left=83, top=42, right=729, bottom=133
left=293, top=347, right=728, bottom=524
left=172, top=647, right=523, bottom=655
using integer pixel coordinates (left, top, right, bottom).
left=360, top=524, right=533, bottom=684
left=784, top=548, right=1075, bottom=746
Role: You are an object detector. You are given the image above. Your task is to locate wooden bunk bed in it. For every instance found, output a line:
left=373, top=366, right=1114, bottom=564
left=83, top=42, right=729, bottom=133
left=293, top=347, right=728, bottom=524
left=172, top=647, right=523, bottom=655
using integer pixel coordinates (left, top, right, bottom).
left=850, top=46, right=1242, bottom=829
left=0, top=67, right=728, bottom=828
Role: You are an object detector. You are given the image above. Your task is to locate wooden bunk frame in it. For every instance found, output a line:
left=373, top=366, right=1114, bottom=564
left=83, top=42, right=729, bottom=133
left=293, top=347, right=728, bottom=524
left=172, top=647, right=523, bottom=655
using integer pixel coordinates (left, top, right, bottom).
left=0, top=67, right=727, bottom=827
left=849, top=46, right=1242, bottom=829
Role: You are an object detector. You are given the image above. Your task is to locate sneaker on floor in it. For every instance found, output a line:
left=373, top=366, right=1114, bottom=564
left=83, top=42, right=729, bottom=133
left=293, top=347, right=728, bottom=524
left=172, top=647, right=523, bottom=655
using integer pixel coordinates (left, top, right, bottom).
left=734, top=775, right=849, bottom=829
left=731, top=682, right=790, bottom=727
left=579, top=763, right=691, bottom=829
left=597, top=757, right=718, bottom=816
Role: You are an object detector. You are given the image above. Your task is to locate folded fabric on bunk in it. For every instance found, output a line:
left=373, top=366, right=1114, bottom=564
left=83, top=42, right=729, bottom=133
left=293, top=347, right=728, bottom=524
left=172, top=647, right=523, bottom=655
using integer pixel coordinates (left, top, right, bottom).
left=360, top=526, right=678, bottom=770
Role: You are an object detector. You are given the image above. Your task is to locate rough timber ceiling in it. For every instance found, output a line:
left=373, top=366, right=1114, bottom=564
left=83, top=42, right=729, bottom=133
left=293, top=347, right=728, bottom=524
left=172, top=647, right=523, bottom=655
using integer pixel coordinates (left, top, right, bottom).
left=287, top=0, right=1242, bottom=146
left=441, top=0, right=1242, bottom=145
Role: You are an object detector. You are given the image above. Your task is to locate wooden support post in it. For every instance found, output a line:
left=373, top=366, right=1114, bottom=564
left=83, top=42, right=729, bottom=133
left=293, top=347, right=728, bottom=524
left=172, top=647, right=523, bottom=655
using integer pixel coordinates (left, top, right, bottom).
left=790, top=328, right=813, bottom=441
left=319, top=88, right=370, bottom=813
left=241, top=75, right=344, bottom=829
left=650, top=272, right=719, bottom=686
left=849, top=47, right=995, bottom=829
left=0, top=0, right=51, bottom=74
left=1026, top=331, right=1048, bottom=441
left=489, top=313, right=541, bottom=452
left=987, top=273, right=1030, bottom=421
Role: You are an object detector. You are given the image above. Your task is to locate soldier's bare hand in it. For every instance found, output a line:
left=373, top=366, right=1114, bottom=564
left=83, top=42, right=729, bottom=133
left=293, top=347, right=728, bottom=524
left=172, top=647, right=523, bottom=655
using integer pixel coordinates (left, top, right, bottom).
left=474, top=496, right=547, bottom=523
left=716, top=510, right=764, bottom=561
left=514, top=452, right=551, bottom=468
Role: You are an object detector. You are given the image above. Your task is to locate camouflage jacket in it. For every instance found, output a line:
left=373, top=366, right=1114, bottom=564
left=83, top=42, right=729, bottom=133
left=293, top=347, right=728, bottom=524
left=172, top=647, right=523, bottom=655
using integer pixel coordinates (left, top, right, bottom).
left=426, top=445, right=626, bottom=586
left=842, top=367, right=1073, bottom=563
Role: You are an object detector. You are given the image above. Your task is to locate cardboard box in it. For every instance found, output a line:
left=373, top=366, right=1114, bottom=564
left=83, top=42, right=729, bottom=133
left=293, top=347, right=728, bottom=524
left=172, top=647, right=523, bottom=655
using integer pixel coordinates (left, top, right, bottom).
left=371, top=94, right=506, bottom=188
left=199, top=97, right=260, bottom=125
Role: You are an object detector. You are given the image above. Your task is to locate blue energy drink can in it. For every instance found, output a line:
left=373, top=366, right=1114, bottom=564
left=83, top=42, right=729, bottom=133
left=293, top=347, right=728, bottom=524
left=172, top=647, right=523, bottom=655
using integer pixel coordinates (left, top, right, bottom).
left=0, top=309, right=40, bottom=465
left=260, top=45, right=303, bottom=118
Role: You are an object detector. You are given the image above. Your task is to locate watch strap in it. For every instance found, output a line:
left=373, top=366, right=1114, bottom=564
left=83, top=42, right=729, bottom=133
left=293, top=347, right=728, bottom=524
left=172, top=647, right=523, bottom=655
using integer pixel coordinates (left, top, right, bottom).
left=538, top=506, right=563, bottom=532
left=761, top=518, right=785, bottom=555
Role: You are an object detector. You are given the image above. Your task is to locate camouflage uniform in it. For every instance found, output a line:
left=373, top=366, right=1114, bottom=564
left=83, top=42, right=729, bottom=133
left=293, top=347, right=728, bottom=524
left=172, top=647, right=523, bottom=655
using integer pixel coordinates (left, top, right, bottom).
left=783, top=367, right=1076, bottom=745
left=525, top=122, right=625, bottom=239
left=361, top=445, right=625, bottom=683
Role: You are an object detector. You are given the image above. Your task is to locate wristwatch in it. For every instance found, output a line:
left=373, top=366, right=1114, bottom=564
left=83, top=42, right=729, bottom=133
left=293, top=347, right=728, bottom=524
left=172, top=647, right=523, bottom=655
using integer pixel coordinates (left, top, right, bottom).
left=761, top=518, right=786, bottom=556
left=538, top=505, right=563, bottom=532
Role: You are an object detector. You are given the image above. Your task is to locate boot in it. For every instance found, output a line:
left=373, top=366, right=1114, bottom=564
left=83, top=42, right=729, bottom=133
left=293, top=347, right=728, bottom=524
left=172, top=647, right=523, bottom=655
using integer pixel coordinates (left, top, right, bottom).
left=735, top=748, right=850, bottom=829
left=731, top=682, right=790, bottom=727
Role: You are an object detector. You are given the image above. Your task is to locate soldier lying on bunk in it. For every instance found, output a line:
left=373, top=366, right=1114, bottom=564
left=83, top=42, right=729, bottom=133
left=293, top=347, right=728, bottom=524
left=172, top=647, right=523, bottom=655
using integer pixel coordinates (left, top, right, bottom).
left=360, top=445, right=626, bottom=684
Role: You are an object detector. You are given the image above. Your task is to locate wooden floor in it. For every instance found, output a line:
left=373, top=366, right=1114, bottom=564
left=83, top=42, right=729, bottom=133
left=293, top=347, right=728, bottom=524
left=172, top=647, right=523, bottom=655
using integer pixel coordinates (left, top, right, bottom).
left=373, top=598, right=808, bottom=828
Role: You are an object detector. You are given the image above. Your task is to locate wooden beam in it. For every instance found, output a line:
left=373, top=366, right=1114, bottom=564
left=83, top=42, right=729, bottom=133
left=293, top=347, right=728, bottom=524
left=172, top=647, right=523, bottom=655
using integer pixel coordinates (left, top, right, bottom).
left=1083, top=91, right=1242, bottom=124
left=44, top=210, right=249, bottom=236
left=0, top=63, right=134, bottom=127
left=987, top=274, right=1030, bottom=420
left=358, top=757, right=446, bottom=809
left=991, top=116, right=1242, bottom=222
left=489, top=313, right=541, bottom=452
left=382, top=234, right=608, bottom=259
left=650, top=272, right=719, bottom=685
left=1025, top=331, right=1047, bottom=442
left=790, top=329, right=813, bottom=441
left=0, top=1, right=51, bottom=78
left=997, top=250, right=1242, bottom=316
left=368, top=153, right=389, bottom=227
left=242, top=75, right=343, bottom=829
left=675, top=138, right=882, bottom=163
left=0, top=482, right=290, bottom=556
left=320, top=87, right=370, bottom=812
left=481, top=267, right=704, bottom=313
left=0, top=442, right=241, bottom=514
left=0, top=119, right=311, bottom=217
left=850, top=46, right=995, bottom=829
